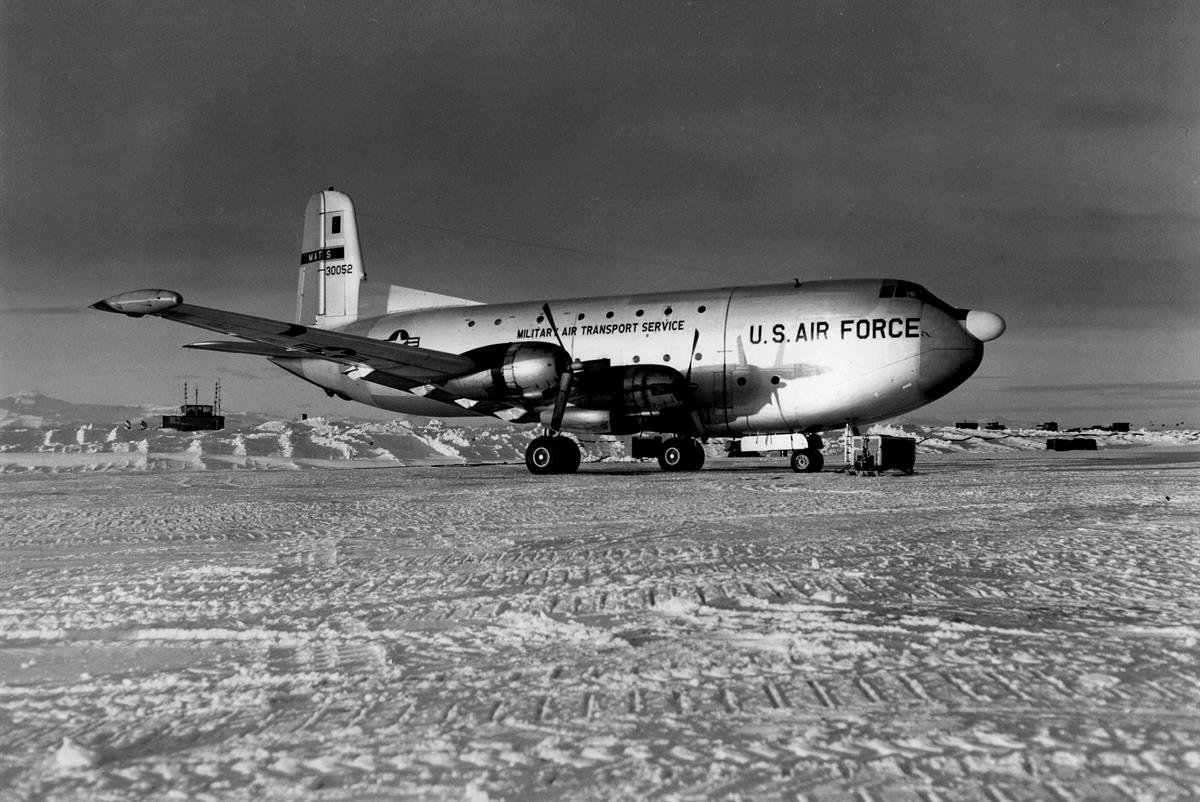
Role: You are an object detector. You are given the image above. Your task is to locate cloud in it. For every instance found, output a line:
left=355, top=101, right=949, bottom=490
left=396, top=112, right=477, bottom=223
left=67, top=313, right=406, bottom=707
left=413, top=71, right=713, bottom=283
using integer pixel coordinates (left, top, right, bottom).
left=218, top=367, right=277, bottom=383
left=0, top=306, right=94, bottom=316
left=1050, top=96, right=1188, bottom=132
left=1001, top=380, right=1199, bottom=400
left=171, top=367, right=274, bottom=383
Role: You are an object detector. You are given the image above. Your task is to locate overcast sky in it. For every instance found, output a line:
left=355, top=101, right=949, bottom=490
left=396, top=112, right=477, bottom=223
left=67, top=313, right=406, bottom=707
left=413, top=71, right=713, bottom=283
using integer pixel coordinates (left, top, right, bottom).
left=2, top=1, right=1197, bottom=425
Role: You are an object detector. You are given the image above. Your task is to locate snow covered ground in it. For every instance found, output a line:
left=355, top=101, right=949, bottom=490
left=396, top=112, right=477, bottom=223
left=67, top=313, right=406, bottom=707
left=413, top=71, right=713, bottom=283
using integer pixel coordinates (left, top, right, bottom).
left=2, top=440, right=1199, bottom=800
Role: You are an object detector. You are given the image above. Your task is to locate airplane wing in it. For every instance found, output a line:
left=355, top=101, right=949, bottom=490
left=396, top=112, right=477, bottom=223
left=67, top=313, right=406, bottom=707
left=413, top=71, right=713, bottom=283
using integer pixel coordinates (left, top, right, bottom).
left=91, top=289, right=474, bottom=382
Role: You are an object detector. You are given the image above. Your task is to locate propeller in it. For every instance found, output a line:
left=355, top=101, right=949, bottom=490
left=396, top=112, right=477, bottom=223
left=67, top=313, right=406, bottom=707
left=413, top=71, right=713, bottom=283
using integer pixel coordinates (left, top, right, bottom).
left=542, top=302, right=574, bottom=435
left=682, top=328, right=706, bottom=438
left=684, top=328, right=700, bottom=385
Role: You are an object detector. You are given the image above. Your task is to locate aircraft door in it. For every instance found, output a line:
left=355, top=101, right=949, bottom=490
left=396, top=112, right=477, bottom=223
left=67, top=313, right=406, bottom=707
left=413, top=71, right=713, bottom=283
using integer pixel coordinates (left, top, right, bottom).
left=716, top=287, right=794, bottom=431
left=716, top=366, right=753, bottom=429
left=708, top=289, right=740, bottom=431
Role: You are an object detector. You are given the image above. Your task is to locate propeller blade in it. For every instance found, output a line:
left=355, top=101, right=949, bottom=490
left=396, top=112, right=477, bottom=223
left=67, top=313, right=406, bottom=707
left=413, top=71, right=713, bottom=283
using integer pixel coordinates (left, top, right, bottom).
left=684, top=328, right=700, bottom=384
left=681, top=328, right=706, bottom=438
left=541, top=303, right=568, bottom=355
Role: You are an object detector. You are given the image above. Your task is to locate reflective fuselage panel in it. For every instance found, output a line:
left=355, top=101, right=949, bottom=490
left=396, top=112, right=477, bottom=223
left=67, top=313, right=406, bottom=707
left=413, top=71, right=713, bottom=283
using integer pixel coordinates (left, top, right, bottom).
left=272, top=278, right=983, bottom=435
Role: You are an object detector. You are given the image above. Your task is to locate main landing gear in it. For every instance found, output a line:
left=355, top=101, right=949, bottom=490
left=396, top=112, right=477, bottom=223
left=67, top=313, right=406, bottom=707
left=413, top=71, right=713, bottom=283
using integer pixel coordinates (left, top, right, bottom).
left=789, top=448, right=824, bottom=473
left=657, top=436, right=705, bottom=472
left=525, top=435, right=581, bottom=475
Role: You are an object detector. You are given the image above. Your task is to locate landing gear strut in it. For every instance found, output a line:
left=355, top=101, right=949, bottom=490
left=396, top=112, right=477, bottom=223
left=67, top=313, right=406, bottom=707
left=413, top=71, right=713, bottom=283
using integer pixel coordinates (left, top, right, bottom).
left=525, top=435, right=581, bottom=475
left=658, top=437, right=705, bottom=472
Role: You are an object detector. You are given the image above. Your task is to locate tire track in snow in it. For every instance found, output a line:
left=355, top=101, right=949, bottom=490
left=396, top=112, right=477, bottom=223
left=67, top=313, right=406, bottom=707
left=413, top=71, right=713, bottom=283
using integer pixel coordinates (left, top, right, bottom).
left=2, top=461, right=1198, bottom=800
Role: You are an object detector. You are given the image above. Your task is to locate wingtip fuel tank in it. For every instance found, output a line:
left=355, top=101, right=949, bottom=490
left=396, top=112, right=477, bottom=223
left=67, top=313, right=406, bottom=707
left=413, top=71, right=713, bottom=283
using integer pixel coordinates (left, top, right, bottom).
left=91, top=289, right=183, bottom=317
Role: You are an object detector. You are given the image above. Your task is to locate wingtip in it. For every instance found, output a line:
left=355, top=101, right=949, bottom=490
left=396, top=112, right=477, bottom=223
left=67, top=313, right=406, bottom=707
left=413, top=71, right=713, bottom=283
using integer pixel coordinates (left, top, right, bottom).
left=90, top=289, right=183, bottom=317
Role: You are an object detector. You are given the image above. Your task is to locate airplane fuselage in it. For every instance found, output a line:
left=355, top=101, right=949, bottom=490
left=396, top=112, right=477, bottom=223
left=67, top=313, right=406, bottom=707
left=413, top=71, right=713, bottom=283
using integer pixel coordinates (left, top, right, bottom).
left=272, top=277, right=983, bottom=436
left=94, top=189, right=1004, bottom=473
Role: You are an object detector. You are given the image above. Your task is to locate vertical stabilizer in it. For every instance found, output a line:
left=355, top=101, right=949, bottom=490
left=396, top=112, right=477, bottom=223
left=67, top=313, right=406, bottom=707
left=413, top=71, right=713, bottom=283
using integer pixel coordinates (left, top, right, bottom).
left=296, top=189, right=365, bottom=327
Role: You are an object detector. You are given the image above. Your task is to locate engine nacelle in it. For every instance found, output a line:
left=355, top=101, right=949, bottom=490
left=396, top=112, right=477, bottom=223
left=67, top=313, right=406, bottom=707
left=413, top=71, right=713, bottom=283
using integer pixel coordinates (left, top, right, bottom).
left=575, top=365, right=688, bottom=414
left=441, top=342, right=569, bottom=401
left=538, top=407, right=636, bottom=434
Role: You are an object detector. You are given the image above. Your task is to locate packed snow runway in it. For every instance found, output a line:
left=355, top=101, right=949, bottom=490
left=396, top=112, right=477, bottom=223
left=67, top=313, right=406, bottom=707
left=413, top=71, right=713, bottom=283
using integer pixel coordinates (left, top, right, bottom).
left=2, top=450, right=1199, bottom=801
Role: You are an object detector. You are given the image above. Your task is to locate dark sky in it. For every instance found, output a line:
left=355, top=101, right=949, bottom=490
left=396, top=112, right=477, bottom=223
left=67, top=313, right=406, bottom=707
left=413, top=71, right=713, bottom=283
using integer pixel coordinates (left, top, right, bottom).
left=3, top=1, right=1198, bottom=425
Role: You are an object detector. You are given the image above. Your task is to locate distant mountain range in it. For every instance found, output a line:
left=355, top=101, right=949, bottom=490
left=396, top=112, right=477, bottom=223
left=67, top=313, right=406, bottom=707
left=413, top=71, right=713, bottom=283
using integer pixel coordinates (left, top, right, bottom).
left=1, top=393, right=1194, bottom=473
left=0, top=392, right=554, bottom=470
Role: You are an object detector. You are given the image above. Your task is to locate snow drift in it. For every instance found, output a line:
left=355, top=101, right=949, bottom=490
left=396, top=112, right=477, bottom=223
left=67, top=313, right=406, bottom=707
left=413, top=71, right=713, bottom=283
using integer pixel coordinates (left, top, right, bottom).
left=1, top=393, right=1195, bottom=473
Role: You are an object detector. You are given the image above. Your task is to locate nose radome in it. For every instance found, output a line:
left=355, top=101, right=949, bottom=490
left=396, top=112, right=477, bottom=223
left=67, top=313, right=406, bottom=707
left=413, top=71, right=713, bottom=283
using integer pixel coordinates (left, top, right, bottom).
left=963, top=310, right=1006, bottom=342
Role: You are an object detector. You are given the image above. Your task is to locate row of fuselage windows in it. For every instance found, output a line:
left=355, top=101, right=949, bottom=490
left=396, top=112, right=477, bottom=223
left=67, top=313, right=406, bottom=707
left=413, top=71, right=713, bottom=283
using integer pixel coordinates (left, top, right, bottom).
left=462, top=303, right=710, bottom=328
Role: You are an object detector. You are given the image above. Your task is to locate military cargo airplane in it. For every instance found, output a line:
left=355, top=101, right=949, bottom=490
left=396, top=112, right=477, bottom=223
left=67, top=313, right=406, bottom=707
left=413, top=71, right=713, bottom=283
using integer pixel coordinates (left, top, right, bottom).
left=93, top=188, right=1005, bottom=474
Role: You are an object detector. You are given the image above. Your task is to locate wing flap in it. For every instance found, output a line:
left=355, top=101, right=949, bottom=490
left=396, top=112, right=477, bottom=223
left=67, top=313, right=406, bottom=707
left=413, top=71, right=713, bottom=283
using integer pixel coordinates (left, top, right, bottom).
left=184, top=340, right=304, bottom=358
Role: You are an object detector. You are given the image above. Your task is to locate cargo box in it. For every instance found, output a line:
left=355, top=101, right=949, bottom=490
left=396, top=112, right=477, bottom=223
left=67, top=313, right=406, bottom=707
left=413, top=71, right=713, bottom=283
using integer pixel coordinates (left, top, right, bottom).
left=1046, top=438, right=1097, bottom=451
left=851, top=434, right=916, bottom=473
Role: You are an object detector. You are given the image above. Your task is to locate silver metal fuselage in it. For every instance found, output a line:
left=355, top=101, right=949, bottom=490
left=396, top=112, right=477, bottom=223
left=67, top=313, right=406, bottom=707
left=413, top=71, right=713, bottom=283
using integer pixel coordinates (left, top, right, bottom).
left=271, top=278, right=984, bottom=436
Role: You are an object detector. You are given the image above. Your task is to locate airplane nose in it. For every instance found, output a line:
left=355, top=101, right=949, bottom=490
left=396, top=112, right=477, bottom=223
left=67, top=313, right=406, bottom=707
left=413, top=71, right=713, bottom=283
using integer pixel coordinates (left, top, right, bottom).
left=917, top=308, right=985, bottom=403
left=962, top=310, right=1006, bottom=342
left=917, top=338, right=983, bottom=402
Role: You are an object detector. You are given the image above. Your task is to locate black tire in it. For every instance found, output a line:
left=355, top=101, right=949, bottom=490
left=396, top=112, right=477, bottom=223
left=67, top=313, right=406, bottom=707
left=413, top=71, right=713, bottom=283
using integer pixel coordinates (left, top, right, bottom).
left=526, top=436, right=557, bottom=474
left=790, top=448, right=824, bottom=473
left=526, top=436, right=580, bottom=475
left=553, top=436, right=581, bottom=474
left=658, top=437, right=704, bottom=472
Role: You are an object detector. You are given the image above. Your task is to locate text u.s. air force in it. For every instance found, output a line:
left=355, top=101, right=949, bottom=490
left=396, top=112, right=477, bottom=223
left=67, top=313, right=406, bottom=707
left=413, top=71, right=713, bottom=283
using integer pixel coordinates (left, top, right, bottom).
left=750, top=317, right=921, bottom=344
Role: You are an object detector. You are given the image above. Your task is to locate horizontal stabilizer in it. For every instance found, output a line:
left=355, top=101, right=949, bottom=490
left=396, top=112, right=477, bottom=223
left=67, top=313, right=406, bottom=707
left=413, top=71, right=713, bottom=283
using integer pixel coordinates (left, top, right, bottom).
left=357, top=282, right=483, bottom=316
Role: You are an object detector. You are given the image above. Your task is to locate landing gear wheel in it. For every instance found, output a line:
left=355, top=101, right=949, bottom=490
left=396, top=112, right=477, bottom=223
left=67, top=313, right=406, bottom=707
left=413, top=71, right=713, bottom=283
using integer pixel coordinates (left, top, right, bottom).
left=790, top=448, right=824, bottom=473
left=526, top=435, right=581, bottom=475
left=552, top=436, right=581, bottom=474
left=658, top=437, right=705, bottom=472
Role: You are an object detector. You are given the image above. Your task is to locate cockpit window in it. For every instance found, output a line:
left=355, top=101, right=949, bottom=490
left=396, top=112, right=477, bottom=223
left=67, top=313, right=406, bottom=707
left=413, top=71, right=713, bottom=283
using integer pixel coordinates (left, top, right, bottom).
left=879, top=280, right=920, bottom=299
left=881, top=280, right=966, bottom=318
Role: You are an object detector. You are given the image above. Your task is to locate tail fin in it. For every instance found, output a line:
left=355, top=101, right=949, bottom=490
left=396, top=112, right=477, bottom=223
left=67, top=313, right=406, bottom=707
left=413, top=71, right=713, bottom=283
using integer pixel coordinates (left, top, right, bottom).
left=296, top=188, right=483, bottom=325
left=296, top=188, right=365, bottom=327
